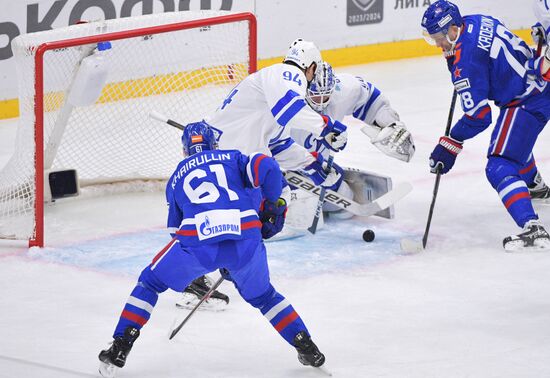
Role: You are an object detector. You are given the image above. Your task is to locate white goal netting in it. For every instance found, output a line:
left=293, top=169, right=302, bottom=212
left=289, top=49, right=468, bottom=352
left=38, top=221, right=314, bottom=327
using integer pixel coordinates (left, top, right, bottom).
left=0, top=11, right=254, bottom=245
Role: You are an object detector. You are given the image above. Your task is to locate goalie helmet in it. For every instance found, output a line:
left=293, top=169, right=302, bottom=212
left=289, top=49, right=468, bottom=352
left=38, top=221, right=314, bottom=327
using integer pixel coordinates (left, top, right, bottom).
left=306, top=61, right=336, bottom=112
left=421, top=1, right=462, bottom=45
left=181, top=121, right=218, bottom=156
left=284, top=38, right=322, bottom=75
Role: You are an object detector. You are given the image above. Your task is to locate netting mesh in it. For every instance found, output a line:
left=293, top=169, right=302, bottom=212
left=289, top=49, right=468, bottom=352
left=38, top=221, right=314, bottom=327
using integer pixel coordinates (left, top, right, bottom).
left=0, top=11, right=252, bottom=242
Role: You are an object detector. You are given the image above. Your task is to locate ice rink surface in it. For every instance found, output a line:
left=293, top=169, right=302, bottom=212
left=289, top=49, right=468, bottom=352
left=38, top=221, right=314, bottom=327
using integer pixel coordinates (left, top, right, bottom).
left=2, top=55, right=550, bottom=378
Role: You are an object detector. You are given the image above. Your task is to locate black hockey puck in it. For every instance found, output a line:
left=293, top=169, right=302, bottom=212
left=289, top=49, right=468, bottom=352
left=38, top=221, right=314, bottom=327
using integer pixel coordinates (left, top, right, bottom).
left=363, top=229, right=375, bottom=242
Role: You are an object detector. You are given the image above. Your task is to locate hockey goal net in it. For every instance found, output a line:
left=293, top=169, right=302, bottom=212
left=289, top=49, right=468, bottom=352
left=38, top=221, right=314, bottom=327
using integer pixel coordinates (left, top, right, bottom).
left=0, top=11, right=256, bottom=247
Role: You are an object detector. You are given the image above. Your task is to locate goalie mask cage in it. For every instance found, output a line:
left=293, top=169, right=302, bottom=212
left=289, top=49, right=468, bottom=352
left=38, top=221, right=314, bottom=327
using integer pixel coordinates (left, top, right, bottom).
left=0, top=11, right=257, bottom=248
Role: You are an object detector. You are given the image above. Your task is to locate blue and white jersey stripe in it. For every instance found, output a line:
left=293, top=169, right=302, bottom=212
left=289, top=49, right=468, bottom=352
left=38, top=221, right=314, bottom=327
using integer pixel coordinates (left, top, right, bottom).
left=352, top=84, right=381, bottom=121
left=271, top=89, right=307, bottom=127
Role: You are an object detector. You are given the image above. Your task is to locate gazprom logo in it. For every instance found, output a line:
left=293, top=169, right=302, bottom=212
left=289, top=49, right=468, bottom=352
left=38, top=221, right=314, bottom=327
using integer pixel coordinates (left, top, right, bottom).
left=199, top=216, right=212, bottom=236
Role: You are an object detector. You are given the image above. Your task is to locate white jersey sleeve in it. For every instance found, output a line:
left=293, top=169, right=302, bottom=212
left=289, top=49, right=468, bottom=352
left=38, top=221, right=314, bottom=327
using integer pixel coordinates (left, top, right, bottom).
left=534, top=0, right=550, bottom=31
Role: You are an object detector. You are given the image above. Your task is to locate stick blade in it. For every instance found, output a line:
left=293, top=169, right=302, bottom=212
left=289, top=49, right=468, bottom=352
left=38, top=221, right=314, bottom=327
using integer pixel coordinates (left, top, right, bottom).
left=400, top=238, right=424, bottom=254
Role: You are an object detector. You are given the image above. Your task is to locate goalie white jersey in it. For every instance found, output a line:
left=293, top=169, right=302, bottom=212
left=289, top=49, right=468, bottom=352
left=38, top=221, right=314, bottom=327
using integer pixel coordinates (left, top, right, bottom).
left=533, top=0, right=550, bottom=32
left=292, top=73, right=392, bottom=155
left=205, top=63, right=326, bottom=170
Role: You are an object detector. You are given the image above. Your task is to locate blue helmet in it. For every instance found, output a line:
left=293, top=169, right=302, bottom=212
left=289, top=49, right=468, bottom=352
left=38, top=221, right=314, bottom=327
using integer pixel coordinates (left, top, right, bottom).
left=421, top=0, right=462, bottom=36
left=181, top=121, right=218, bottom=156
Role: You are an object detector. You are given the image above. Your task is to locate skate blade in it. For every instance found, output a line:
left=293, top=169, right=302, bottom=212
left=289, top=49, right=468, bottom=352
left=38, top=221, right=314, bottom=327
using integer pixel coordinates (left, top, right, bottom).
left=315, top=365, right=333, bottom=376
left=400, top=238, right=424, bottom=254
left=98, top=361, right=118, bottom=378
left=175, top=295, right=227, bottom=312
left=504, top=238, right=550, bottom=252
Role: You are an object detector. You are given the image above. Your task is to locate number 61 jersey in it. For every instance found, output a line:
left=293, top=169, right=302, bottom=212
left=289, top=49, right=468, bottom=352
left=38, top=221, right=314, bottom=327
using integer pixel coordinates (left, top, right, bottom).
left=446, top=15, right=546, bottom=141
left=165, top=150, right=282, bottom=247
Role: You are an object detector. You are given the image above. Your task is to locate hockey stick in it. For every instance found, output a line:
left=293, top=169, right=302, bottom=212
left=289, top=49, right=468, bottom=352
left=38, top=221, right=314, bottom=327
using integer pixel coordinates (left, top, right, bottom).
left=149, top=110, right=185, bottom=131
left=169, top=276, right=225, bottom=340
left=308, top=151, right=335, bottom=234
left=149, top=111, right=411, bottom=219
left=400, top=90, right=458, bottom=253
left=285, top=170, right=412, bottom=217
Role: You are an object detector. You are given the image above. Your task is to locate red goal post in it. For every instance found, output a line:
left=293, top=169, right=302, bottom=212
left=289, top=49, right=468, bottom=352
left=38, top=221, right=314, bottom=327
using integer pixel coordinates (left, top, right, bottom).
left=0, top=11, right=257, bottom=248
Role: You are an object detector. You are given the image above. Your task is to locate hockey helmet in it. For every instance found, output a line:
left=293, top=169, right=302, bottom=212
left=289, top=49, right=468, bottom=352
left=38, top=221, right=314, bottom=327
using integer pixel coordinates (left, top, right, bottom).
left=306, top=61, right=336, bottom=112
left=421, top=0, right=462, bottom=45
left=284, top=38, right=323, bottom=75
left=181, top=121, right=218, bottom=156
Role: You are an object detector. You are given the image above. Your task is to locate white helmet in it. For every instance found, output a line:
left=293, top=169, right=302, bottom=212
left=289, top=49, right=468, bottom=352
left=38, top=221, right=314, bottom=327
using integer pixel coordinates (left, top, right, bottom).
left=284, top=38, right=322, bottom=74
left=306, top=61, right=335, bottom=112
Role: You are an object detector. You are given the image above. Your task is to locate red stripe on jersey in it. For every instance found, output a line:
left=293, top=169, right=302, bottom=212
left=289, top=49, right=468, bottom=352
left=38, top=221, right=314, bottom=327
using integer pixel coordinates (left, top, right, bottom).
left=519, top=160, right=536, bottom=175
left=176, top=229, right=198, bottom=236
left=504, top=192, right=531, bottom=209
left=175, top=220, right=260, bottom=238
left=495, top=108, right=516, bottom=155
left=121, top=310, right=147, bottom=326
left=476, top=106, right=491, bottom=119
left=241, top=220, right=262, bottom=230
left=151, top=238, right=176, bottom=265
left=274, top=311, right=299, bottom=332
left=253, top=154, right=268, bottom=187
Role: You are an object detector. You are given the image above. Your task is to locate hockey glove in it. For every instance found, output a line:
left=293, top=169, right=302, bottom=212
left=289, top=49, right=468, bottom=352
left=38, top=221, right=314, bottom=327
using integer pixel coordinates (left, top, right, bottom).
left=429, top=136, right=463, bottom=174
left=532, top=23, right=548, bottom=47
left=300, top=153, right=343, bottom=190
left=258, top=198, right=287, bottom=239
left=319, top=115, right=348, bottom=152
left=364, top=122, right=416, bottom=162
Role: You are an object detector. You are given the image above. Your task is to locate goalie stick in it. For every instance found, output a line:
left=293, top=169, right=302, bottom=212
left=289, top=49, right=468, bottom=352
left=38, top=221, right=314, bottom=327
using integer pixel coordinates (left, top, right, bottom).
left=148, top=111, right=411, bottom=218
left=400, top=90, right=458, bottom=253
left=169, top=276, right=225, bottom=340
left=308, top=151, right=335, bottom=235
left=285, top=170, right=412, bottom=217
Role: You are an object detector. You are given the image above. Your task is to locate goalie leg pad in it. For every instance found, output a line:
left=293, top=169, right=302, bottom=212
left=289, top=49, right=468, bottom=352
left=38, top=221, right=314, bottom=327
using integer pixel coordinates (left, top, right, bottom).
left=343, top=168, right=394, bottom=219
left=323, top=180, right=354, bottom=213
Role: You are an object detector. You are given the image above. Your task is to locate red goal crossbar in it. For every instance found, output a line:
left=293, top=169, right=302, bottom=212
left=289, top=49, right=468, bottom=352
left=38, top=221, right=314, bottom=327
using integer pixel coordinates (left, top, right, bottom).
left=30, top=12, right=257, bottom=247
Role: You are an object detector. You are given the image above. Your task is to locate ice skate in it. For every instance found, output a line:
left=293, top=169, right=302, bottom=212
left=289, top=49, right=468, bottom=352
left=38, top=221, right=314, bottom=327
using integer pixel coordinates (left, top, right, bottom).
left=503, top=220, right=550, bottom=252
left=176, top=275, right=229, bottom=311
left=293, top=331, right=325, bottom=367
left=528, top=172, right=550, bottom=201
left=98, top=327, right=140, bottom=377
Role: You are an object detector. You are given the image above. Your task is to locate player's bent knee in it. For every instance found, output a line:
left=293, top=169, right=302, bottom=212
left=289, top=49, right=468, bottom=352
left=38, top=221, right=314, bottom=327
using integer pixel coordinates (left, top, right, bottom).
left=244, top=284, right=278, bottom=309
left=138, top=267, right=169, bottom=294
left=485, top=156, right=520, bottom=189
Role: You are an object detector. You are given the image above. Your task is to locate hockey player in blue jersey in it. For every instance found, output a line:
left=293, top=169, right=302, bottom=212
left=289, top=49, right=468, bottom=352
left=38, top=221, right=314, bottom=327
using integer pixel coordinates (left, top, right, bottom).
left=177, top=39, right=347, bottom=309
left=421, top=0, right=550, bottom=251
left=98, top=122, right=325, bottom=377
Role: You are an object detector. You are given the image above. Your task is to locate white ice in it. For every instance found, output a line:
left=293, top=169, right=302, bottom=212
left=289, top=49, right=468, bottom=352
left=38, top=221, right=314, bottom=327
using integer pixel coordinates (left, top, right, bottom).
left=1, top=55, right=550, bottom=378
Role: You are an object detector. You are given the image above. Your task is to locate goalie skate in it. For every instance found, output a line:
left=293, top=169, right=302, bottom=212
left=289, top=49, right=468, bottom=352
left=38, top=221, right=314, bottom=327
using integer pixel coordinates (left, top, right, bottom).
left=175, top=275, right=229, bottom=311
left=503, top=220, right=550, bottom=252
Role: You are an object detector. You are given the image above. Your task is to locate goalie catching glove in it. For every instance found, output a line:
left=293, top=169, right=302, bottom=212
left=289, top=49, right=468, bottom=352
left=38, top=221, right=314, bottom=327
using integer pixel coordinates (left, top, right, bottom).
left=258, top=198, right=287, bottom=239
left=319, top=115, right=348, bottom=152
left=429, top=136, right=463, bottom=174
left=299, top=152, right=343, bottom=190
left=361, top=122, right=415, bottom=162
